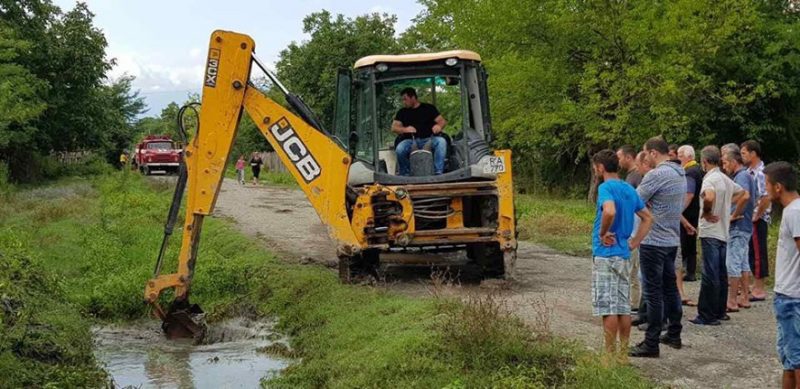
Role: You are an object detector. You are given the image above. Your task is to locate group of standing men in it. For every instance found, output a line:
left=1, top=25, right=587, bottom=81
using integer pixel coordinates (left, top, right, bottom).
left=590, top=137, right=800, bottom=387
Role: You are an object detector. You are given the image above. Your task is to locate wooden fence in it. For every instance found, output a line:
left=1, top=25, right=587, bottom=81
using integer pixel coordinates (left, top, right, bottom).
left=258, top=151, right=288, bottom=173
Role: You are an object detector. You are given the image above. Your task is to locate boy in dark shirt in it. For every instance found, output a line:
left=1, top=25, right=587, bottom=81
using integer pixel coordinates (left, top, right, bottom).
left=391, top=88, right=448, bottom=175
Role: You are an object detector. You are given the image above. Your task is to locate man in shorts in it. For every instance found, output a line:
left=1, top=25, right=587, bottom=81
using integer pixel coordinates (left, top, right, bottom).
left=591, top=150, right=653, bottom=357
left=722, top=149, right=757, bottom=311
left=763, top=162, right=800, bottom=388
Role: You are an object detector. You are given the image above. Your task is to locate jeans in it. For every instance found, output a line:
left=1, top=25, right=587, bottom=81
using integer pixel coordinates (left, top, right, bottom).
left=639, top=244, right=683, bottom=348
left=775, top=293, right=800, bottom=370
left=396, top=137, right=446, bottom=175
left=698, top=238, right=728, bottom=322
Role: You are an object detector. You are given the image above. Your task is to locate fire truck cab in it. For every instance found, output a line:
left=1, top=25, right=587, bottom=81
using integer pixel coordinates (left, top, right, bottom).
left=133, top=135, right=181, bottom=175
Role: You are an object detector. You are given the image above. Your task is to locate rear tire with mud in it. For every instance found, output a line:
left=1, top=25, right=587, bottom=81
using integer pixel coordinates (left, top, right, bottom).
left=338, top=249, right=380, bottom=283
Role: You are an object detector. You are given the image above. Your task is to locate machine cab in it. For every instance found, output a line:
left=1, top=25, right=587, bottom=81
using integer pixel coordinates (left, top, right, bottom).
left=333, top=51, right=499, bottom=186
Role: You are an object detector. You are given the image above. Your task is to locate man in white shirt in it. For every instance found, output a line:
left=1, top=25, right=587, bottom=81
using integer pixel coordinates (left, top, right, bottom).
left=763, top=161, right=800, bottom=388
left=690, top=146, right=749, bottom=326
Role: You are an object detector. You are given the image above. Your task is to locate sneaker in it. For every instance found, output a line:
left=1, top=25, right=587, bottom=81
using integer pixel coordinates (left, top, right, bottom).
left=629, top=342, right=660, bottom=358
left=689, top=316, right=721, bottom=326
left=632, top=317, right=646, bottom=326
left=719, top=314, right=731, bottom=321
left=659, top=334, right=682, bottom=349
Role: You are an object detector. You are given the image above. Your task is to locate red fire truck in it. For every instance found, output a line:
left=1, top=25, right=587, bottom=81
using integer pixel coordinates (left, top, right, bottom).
left=133, top=135, right=181, bottom=175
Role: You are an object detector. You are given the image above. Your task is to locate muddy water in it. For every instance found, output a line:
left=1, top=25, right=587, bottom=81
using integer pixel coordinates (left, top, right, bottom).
left=93, top=318, right=291, bottom=388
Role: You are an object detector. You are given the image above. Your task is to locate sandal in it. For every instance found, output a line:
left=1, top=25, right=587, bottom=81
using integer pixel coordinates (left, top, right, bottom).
left=682, top=299, right=697, bottom=307
left=749, top=294, right=767, bottom=302
left=726, top=307, right=740, bottom=313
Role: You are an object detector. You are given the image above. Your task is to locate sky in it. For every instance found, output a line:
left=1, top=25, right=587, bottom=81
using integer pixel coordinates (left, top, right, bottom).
left=52, top=0, right=424, bottom=117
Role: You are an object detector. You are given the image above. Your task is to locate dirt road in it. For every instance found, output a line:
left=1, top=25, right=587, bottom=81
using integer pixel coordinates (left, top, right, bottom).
left=214, top=179, right=782, bottom=388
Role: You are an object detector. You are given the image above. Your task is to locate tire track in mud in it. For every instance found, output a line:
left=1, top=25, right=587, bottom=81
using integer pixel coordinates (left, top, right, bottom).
left=212, top=178, right=782, bottom=389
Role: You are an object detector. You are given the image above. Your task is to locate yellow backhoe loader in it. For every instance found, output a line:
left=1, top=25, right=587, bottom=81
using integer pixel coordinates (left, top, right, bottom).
left=144, top=30, right=517, bottom=340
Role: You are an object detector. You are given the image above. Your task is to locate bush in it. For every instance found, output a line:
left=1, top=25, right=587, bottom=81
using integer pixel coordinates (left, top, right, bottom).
left=0, top=162, right=12, bottom=198
left=42, top=154, right=114, bottom=180
left=0, top=232, right=109, bottom=388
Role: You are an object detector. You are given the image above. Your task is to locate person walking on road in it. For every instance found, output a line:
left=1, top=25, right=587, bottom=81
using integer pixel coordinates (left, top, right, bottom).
left=629, top=137, right=686, bottom=358
left=741, top=140, right=771, bottom=301
left=690, top=146, right=749, bottom=326
left=590, top=150, right=653, bottom=359
left=249, top=152, right=263, bottom=186
left=762, top=162, right=800, bottom=389
left=235, top=155, right=246, bottom=185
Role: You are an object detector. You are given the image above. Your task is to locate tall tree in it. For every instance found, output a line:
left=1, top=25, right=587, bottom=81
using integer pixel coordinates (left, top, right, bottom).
left=275, top=10, right=399, bottom=129
left=0, top=0, right=146, bottom=181
left=408, top=0, right=800, bottom=193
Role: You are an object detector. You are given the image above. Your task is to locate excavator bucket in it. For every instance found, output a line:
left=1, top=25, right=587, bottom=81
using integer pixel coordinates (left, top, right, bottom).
left=161, top=302, right=207, bottom=342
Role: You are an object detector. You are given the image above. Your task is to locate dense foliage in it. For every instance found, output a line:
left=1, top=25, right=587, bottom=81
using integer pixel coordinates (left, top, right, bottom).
left=405, top=0, right=800, bottom=192
left=273, top=1, right=800, bottom=193
left=4, top=1, right=798, bottom=191
left=0, top=0, right=145, bottom=182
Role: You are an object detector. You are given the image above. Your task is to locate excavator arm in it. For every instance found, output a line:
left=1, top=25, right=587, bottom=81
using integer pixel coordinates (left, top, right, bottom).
left=143, top=30, right=361, bottom=339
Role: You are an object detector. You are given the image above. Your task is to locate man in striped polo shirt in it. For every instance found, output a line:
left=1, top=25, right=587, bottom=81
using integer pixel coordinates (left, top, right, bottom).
left=629, top=137, right=687, bottom=358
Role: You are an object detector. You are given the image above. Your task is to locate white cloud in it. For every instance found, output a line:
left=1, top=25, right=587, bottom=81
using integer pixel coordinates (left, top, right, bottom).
left=107, top=49, right=203, bottom=93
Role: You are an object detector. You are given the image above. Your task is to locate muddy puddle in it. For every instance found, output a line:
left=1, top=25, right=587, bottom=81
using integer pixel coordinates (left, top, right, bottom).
left=93, top=318, right=292, bottom=388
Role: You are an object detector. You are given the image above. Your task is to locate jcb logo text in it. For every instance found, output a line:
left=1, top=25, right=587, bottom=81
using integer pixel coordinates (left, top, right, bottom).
left=270, top=119, right=321, bottom=183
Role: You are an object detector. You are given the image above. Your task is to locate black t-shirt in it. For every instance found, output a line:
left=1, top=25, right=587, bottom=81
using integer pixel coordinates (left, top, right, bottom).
left=684, top=163, right=704, bottom=223
left=394, top=103, right=440, bottom=140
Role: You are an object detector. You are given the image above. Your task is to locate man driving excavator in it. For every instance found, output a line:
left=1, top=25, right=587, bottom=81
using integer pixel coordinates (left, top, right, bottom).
left=391, top=87, right=448, bottom=175
left=144, top=31, right=516, bottom=341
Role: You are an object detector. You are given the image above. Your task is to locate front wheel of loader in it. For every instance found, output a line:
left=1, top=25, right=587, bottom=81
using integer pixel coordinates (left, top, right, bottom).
left=467, top=243, right=509, bottom=279
left=338, top=250, right=380, bottom=283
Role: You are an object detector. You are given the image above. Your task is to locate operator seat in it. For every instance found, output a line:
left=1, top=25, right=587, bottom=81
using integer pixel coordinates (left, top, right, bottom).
left=389, top=133, right=453, bottom=175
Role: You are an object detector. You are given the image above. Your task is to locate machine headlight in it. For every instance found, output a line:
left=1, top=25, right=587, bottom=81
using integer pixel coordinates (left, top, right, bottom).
left=376, top=63, right=388, bottom=72
left=445, top=58, right=458, bottom=66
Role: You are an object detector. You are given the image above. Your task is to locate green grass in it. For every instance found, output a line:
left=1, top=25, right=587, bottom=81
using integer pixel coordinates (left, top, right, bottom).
left=516, top=194, right=595, bottom=256
left=0, top=171, right=650, bottom=388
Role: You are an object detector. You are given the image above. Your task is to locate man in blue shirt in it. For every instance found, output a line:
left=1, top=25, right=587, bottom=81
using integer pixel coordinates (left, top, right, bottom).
left=722, top=149, right=758, bottom=311
left=591, top=149, right=653, bottom=358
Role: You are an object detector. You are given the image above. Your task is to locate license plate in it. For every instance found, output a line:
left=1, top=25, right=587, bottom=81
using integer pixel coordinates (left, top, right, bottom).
left=484, top=156, right=506, bottom=174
